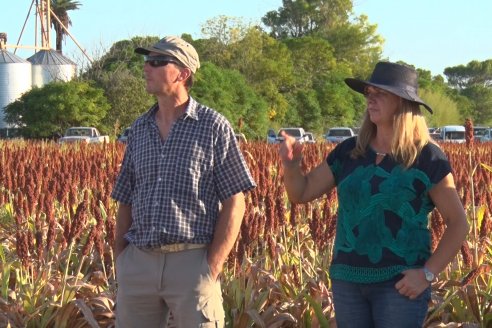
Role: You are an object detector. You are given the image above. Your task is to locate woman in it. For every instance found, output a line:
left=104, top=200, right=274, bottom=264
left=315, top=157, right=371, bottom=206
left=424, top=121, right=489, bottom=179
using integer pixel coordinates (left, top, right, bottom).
left=280, top=62, right=468, bottom=327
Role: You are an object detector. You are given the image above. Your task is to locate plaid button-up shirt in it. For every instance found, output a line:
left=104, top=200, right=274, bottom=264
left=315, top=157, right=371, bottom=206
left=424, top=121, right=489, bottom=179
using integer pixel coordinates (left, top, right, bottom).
left=111, top=97, right=256, bottom=248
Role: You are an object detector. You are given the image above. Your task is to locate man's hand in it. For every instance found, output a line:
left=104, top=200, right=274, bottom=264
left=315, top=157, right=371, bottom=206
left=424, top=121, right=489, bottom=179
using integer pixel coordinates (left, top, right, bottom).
left=207, top=193, right=245, bottom=282
left=207, top=260, right=222, bottom=281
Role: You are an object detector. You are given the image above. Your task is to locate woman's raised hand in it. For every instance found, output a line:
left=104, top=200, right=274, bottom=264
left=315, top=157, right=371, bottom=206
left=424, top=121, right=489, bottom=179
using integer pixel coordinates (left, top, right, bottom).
left=279, top=130, right=303, bottom=166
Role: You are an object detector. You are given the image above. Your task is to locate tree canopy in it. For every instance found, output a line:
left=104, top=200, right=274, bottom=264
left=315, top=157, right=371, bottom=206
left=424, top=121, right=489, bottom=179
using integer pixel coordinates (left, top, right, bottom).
left=445, top=60, right=492, bottom=90
left=8, top=0, right=490, bottom=139
left=191, top=62, right=270, bottom=138
left=4, top=81, right=110, bottom=138
left=83, top=36, right=160, bottom=80
left=96, top=68, right=155, bottom=135
left=262, top=0, right=353, bottom=39
left=445, top=60, right=492, bottom=124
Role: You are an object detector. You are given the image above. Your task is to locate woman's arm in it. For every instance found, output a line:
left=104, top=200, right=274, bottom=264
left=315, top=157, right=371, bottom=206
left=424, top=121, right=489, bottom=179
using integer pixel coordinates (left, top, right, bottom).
left=425, top=172, right=469, bottom=275
left=396, top=173, right=468, bottom=299
left=279, top=132, right=336, bottom=203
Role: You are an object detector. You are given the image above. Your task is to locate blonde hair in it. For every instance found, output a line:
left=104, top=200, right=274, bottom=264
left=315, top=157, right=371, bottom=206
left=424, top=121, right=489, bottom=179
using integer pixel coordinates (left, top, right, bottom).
left=351, top=99, right=434, bottom=168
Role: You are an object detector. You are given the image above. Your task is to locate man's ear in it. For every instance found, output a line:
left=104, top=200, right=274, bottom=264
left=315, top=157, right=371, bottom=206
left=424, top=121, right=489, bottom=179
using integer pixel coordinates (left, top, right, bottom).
left=178, top=67, right=192, bottom=82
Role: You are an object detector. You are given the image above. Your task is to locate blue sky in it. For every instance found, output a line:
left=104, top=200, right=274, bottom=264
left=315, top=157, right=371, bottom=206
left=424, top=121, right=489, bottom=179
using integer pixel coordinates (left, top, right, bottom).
left=3, top=0, right=491, bottom=76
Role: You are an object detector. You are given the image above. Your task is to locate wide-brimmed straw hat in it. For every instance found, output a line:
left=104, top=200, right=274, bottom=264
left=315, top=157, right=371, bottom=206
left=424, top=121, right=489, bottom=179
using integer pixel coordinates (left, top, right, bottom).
left=345, top=61, right=433, bottom=114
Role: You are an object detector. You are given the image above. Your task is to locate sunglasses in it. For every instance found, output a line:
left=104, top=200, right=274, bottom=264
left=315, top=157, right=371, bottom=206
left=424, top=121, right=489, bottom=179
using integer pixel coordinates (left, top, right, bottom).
left=143, top=55, right=179, bottom=68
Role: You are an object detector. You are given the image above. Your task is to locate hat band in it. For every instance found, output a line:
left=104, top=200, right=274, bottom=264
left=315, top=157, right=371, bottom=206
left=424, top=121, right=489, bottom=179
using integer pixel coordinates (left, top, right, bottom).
left=370, top=81, right=417, bottom=94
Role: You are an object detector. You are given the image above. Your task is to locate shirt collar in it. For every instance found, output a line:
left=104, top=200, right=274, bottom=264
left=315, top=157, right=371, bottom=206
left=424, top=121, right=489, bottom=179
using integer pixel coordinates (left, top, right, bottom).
left=185, top=97, right=199, bottom=120
left=143, top=97, right=199, bottom=123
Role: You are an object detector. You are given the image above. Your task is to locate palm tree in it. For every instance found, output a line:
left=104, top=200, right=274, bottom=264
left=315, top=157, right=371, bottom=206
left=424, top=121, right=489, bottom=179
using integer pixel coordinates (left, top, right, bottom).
left=50, top=0, right=81, bottom=53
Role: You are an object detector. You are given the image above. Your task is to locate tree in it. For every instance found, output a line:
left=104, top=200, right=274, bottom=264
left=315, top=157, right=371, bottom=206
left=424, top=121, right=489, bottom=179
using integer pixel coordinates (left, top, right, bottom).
left=323, top=15, right=383, bottom=78
left=291, top=89, right=323, bottom=131
left=195, top=27, right=295, bottom=125
left=461, top=85, right=492, bottom=125
left=314, top=63, right=364, bottom=128
left=416, top=68, right=448, bottom=92
left=445, top=60, right=492, bottom=90
left=225, top=29, right=295, bottom=124
left=50, top=0, right=81, bottom=53
left=191, top=62, right=270, bottom=139
left=80, top=36, right=161, bottom=134
left=195, top=16, right=256, bottom=68
left=419, top=89, right=462, bottom=127
left=444, top=60, right=492, bottom=123
left=262, top=0, right=383, bottom=78
left=412, top=67, right=465, bottom=126
left=226, top=29, right=294, bottom=86
left=82, top=36, right=160, bottom=80
left=282, top=36, right=362, bottom=131
left=96, top=68, right=155, bottom=135
left=200, top=15, right=251, bottom=46
left=4, top=81, right=110, bottom=138
left=262, top=0, right=353, bottom=38
left=284, top=36, right=336, bottom=89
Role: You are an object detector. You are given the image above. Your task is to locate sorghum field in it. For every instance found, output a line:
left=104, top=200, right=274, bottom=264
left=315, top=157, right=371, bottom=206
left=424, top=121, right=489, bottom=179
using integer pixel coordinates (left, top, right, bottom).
left=0, top=139, right=491, bottom=328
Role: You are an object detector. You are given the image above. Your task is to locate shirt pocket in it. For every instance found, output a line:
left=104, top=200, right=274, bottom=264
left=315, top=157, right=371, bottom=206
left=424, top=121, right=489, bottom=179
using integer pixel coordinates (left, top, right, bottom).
left=173, top=145, right=211, bottom=195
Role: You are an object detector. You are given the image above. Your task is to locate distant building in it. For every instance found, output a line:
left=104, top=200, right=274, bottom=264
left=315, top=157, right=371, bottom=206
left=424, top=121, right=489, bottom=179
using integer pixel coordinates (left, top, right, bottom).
left=0, top=38, right=32, bottom=130
left=27, top=49, right=76, bottom=87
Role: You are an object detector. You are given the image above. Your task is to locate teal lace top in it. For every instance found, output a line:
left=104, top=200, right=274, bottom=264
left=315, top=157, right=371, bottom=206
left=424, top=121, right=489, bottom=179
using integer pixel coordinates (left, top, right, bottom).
left=327, top=137, right=451, bottom=283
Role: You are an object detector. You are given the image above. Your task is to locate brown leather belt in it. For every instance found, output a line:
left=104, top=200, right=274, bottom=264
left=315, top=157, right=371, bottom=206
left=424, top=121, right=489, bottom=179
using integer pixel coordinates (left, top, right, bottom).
left=151, top=243, right=208, bottom=253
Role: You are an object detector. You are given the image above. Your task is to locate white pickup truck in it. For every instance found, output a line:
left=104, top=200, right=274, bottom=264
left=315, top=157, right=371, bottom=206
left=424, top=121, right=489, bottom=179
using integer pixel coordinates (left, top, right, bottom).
left=439, top=125, right=465, bottom=143
left=477, top=128, right=492, bottom=142
left=274, top=127, right=310, bottom=144
left=59, top=127, right=109, bottom=144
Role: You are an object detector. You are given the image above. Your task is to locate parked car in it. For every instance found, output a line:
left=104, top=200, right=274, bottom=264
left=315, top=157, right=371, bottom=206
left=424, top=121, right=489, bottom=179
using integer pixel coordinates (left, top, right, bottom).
left=267, top=128, right=277, bottom=144
left=117, top=127, right=131, bottom=143
left=430, top=132, right=442, bottom=141
left=276, top=127, right=309, bottom=143
left=0, top=127, right=23, bottom=140
left=477, top=128, right=492, bottom=142
left=439, top=125, right=465, bottom=143
left=59, top=127, right=109, bottom=144
left=325, top=127, right=355, bottom=143
left=473, top=126, right=489, bottom=138
left=304, top=132, right=316, bottom=143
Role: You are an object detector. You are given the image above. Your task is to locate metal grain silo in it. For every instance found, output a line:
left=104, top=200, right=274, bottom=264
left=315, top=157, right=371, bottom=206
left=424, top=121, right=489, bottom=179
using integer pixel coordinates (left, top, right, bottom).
left=0, top=50, right=32, bottom=129
left=27, top=49, right=76, bottom=88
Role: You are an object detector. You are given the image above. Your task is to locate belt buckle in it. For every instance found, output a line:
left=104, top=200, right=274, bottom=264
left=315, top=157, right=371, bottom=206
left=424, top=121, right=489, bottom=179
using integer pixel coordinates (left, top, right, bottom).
left=159, top=244, right=179, bottom=252
left=156, top=243, right=206, bottom=253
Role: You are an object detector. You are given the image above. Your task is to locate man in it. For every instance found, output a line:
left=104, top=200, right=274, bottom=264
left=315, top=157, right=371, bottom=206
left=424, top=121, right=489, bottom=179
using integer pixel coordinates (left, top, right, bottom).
left=111, top=35, right=256, bottom=327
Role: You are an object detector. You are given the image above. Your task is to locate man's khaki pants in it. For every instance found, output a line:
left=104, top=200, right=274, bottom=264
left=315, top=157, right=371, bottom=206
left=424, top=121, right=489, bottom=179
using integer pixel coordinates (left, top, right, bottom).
left=115, top=244, right=224, bottom=327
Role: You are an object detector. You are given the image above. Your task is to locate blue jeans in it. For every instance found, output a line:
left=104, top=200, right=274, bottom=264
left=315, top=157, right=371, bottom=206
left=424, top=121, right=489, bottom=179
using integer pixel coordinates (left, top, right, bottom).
left=331, top=278, right=430, bottom=328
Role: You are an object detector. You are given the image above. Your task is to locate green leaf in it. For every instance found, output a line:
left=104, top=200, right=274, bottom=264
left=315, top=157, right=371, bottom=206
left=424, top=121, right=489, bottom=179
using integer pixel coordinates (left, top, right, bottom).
left=304, top=294, right=330, bottom=328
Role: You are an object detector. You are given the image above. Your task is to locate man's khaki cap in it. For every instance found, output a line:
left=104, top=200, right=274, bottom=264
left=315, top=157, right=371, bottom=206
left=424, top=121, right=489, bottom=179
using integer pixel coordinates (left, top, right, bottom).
left=135, top=36, right=200, bottom=73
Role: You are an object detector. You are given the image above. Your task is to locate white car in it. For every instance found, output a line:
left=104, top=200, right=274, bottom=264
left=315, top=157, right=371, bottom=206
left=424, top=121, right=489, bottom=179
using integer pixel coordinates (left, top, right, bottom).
left=276, top=127, right=308, bottom=143
left=477, top=128, right=492, bottom=142
left=473, top=126, right=489, bottom=139
left=267, top=128, right=277, bottom=144
left=440, top=125, right=465, bottom=143
left=59, top=127, right=109, bottom=144
left=325, top=127, right=355, bottom=143
left=304, top=132, right=316, bottom=143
